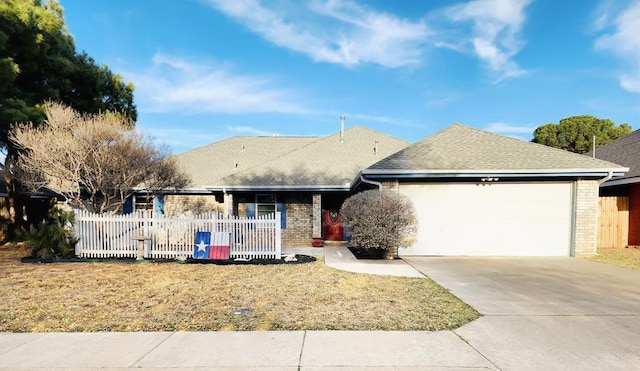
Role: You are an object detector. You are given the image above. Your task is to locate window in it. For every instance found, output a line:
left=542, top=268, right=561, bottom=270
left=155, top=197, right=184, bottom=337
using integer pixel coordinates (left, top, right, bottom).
left=256, top=194, right=276, bottom=218
left=246, top=194, right=287, bottom=228
left=134, top=194, right=154, bottom=211
left=124, top=194, right=164, bottom=215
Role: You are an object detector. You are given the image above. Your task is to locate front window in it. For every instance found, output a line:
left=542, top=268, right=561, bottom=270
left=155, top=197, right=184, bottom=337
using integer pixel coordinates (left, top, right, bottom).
left=134, top=194, right=154, bottom=211
left=256, top=194, right=276, bottom=218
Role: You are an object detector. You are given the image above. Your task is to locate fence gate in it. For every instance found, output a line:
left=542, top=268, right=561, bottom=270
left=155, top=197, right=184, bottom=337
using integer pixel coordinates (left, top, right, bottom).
left=598, top=196, right=629, bottom=248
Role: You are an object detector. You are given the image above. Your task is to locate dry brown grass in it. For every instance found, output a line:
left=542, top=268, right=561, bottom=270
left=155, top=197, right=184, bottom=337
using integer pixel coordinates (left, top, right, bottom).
left=0, top=244, right=479, bottom=332
left=589, top=246, right=640, bottom=270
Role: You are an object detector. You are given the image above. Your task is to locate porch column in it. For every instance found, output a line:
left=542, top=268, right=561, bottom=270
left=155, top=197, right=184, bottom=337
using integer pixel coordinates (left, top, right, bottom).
left=312, top=193, right=322, bottom=239
left=223, top=193, right=234, bottom=216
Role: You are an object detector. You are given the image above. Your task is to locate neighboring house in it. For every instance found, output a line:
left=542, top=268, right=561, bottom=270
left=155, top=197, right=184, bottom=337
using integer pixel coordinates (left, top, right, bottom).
left=163, top=126, right=410, bottom=246
left=362, top=124, right=627, bottom=257
left=588, top=129, right=640, bottom=245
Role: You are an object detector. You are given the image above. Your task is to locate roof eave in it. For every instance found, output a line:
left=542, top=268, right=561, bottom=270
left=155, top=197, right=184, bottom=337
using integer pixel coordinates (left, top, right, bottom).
left=204, top=184, right=351, bottom=192
left=600, top=176, right=640, bottom=187
left=362, top=168, right=629, bottom=178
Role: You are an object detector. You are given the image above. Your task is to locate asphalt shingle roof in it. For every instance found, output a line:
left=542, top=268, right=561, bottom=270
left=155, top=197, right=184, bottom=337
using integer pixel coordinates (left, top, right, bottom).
left=173, top=126, right=409, bottom=189
left=589, top=129, right=640, bottom=180
left=366, top=124, right=626, bottom=173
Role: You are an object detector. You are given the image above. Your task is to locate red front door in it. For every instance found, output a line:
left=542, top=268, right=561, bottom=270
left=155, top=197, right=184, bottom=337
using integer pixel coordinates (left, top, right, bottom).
left=323, top=210, right=344, bottom=241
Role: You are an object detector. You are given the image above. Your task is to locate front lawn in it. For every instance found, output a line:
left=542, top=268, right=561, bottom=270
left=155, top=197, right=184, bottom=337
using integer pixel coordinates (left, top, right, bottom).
left=589, top=247, right=640, bottom=270
left=0, top=244, right=479, bottom=332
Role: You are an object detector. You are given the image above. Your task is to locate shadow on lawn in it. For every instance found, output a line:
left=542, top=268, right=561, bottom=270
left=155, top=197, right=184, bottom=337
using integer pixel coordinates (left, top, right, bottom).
left=21, top=254, right=316, bottom=265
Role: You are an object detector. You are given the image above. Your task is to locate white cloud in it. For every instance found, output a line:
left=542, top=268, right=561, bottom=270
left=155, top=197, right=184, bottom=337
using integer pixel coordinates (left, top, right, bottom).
left=126, top=52, right=308, bottom=114
left=203, top=0, right=428, bottom=68
left=138, top=126, right=223, bottom=154
left=485, top=121, right=535, bottom=138
left=593, top=0, right=640, bottom=93
left=344, top=113, right=421, bottom=128
left=439, top=0, right=531, bottom=82
left=227, top=125, right=277, bottom=136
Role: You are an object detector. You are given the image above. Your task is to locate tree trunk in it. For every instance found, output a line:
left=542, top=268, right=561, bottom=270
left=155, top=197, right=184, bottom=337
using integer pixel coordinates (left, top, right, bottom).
left=4, top=152, right=26, bottom=238
left=383, top=246, right=397, bottom=260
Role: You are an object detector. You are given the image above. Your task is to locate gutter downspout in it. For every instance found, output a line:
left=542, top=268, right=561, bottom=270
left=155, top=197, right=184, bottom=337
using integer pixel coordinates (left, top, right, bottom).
left=591, top=171, right=613, bottom=256
left=360, top=175, right=382, bottom=190
left=598, top=171, right=613, bottom=185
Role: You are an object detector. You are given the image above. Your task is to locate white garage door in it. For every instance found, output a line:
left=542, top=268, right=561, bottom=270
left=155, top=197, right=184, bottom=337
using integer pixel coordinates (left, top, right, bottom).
left=399, top=182, right=572, bottom=256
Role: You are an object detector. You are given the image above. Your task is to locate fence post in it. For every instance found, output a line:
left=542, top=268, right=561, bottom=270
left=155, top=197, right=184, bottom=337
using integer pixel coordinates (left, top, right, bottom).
left=73, top=209, right=81, bottom=257
left=275, top=211, right=281, bottom=259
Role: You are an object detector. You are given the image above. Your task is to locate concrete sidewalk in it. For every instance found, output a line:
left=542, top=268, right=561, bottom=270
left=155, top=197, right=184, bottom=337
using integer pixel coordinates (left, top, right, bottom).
left=0, top=331, right=496, bottom=370
left=319, top=246, right=424, bottom=278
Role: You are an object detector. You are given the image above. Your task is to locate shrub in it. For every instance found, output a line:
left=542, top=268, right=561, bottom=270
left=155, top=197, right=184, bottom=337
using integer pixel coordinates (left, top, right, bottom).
left=340, top=189, right=417, bottom=259
left=18, top=208, right=78, bottom=259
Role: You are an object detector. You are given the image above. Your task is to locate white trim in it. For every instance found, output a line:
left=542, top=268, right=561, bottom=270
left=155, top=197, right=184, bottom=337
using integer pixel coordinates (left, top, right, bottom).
left=362, top=167, right=628, bottom=175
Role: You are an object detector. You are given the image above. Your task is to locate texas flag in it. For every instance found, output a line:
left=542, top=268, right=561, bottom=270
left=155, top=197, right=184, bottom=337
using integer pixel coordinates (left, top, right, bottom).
left=193, top=231, right=211, bottom=259
left=210, top=232, right=230, bottom=260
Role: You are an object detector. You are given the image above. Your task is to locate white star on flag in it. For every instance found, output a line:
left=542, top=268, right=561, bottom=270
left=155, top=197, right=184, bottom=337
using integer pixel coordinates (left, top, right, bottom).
left=196, top=240, right=208, bottom=252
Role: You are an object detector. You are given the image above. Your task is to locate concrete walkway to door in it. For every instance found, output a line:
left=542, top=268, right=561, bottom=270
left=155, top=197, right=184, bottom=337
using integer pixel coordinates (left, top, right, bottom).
left=404, top=257, right=640, bottom=370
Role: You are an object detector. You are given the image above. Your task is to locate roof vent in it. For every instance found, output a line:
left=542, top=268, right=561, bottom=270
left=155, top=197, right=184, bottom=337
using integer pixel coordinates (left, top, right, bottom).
left=340, top=115, right=345, bottom=143
left=374, top=140, right=379, bottom=155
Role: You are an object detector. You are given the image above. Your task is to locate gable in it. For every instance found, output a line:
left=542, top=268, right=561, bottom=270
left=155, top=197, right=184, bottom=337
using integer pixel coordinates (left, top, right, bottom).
left=366, top=124, right=626, bottom=176
left=174, top=126, right=409, bottom=190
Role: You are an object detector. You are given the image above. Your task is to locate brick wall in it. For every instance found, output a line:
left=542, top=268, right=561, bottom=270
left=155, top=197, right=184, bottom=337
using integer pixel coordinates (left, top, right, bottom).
left=628, top=184, right=640, bottom=245
left=574, top=179, right=599, bottom=257
left=167, top=193, right=314, bottom=246
left=163, top=195, right=223, bottom=217
left=382, top=180, right=399, bottom=192
left=312, top=194, right=321, bottom=239
left=282, top=194, right=313, bottom=246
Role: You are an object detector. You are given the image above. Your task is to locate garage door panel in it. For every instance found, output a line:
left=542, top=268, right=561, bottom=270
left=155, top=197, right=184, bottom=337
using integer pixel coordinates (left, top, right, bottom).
left=399, top=183, right=572, bottom=256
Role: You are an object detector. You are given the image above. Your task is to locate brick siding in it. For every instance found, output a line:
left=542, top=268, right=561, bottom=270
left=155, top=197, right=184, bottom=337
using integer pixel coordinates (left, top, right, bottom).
left=164, top=195, right=223, bottom=216
left=574, top=179, right=599, bottom=257
left=282, top=194, right=313, bottom=246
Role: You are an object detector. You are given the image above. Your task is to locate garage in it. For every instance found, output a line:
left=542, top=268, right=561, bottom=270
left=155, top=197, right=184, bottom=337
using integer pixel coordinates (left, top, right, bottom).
left=361, top=124, right=628, bottom=257
left=398, top=182, right=573, bottom=256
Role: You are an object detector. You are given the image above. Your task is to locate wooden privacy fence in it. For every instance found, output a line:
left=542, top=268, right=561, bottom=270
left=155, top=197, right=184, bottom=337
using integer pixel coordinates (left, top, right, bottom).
left=74, top=210, right=281, bottom=259
left=598, top=196, right=629, bottom=248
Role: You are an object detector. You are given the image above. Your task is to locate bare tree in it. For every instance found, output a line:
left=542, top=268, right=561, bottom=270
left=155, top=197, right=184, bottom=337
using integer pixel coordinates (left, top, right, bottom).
left=10, top=102, right=189, bottom=214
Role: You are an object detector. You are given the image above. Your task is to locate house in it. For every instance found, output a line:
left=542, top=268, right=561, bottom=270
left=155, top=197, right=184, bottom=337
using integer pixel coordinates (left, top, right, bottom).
left=162, top=126, right=410, bottom=246
left=152, top=124, right=625, bottom=257
left=588, top=129, right=640, bottom=246
left=361, top=124, right=627, bottom=257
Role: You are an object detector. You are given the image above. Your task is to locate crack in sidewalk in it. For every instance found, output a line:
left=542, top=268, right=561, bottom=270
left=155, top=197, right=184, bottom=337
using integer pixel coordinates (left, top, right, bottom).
left=297, top=330, right=307, bottom=371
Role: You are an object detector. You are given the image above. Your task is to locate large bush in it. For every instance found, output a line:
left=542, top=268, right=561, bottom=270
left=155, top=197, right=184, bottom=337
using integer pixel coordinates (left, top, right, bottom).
left=340, top=189, right=417, bottom=259
left=19, top=208, right=78, bottom=259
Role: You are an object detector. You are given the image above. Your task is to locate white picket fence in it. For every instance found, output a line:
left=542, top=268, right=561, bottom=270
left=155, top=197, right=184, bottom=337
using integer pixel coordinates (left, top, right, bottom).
left=74, top=210, right=282, bottom=259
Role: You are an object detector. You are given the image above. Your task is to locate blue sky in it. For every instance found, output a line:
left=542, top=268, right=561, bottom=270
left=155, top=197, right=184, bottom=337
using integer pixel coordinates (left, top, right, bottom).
left=58, top=0, right=640, bottom=154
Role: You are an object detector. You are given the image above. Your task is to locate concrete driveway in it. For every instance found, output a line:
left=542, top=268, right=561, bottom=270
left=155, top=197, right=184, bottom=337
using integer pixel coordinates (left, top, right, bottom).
left=405, top=257, right=640, bottom=371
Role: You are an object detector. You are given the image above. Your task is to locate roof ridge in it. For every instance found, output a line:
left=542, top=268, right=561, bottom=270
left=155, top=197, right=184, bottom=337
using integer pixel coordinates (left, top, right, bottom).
left=221, top=125, right=411, bottom=183
left=448, top=123, right=614, bottom=164
left=221, top=134, right=328, bottom=181
left=174, top=134, right=322, bottom=156
left=326, top=125, right=411, bottom=144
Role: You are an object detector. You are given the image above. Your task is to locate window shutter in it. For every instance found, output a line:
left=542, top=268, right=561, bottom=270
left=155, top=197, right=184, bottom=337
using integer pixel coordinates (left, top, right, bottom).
left=277, top=203, right=286, bottom=228
left=246, top=203, right=255, bottom=218
left=123, top=196, right=133, bottom=214
left=154, top=195, right=165, bottom=216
